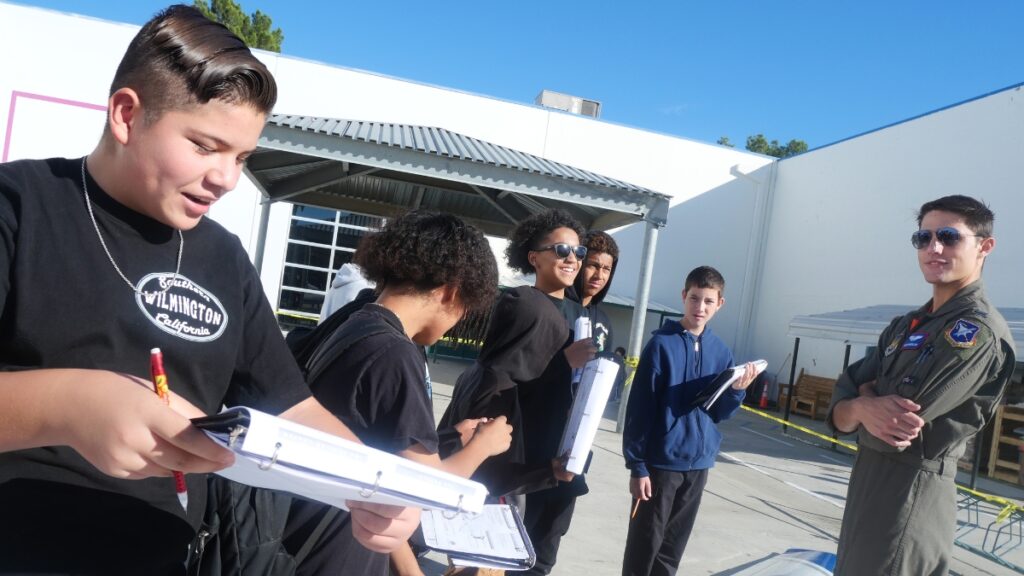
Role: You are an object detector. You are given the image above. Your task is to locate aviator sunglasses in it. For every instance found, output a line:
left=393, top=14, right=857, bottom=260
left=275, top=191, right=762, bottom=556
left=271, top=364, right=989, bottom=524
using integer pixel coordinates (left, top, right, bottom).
left=910, top=227, right=981, bottom=250
left=533, top=243, right=588, bottom=260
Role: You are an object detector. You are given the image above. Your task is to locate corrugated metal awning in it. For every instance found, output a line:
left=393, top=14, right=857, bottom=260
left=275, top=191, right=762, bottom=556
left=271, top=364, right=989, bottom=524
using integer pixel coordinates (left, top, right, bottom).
left=247, top=115, right=671, bottom=237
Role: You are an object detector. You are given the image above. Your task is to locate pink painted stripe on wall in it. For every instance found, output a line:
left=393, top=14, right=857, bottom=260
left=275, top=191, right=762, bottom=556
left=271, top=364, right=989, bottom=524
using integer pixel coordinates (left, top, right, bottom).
left=3, top=91, right=107, bottom=163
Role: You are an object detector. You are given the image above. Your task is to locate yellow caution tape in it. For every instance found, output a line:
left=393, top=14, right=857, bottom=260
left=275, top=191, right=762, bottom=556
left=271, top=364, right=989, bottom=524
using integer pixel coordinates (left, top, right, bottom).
left=738, top=405, right=858, bottom=451
left=739, top=404, right=1024, bottom=521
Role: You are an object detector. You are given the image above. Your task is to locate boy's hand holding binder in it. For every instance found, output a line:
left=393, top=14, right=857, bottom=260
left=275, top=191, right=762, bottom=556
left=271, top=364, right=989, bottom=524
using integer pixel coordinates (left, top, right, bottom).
left=731, top=362, right=759, bottom=391
left=59, top=371, right=233, bottom=480
left=348, top=502, right=422, bottom=553
left=689, top=360, right=768, bottom=410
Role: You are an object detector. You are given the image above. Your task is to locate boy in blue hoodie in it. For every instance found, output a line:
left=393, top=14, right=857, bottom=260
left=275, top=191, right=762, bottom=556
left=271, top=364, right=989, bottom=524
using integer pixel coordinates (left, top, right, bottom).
left=621, top=266, right=756, bottom=576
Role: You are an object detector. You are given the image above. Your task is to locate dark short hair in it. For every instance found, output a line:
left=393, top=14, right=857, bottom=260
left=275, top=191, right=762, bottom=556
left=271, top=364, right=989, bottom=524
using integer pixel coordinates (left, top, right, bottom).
left=110, top=4, right=277, bottom=122
left=582, top=230, right=619, bottom=263
left=684, top=265, right=725, bottom=297
left=354, top=211, right=498, bottom=313
left=917, top=195, right=994, bottom=238
left=505, top=209, right=585, bottom=274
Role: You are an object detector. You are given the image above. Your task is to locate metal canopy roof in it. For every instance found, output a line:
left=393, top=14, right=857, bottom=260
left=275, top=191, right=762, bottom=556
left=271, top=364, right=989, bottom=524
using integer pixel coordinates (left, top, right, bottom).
left=789, top=304, right=1024, bottom=357
left=247, top=115, right=670, bottom=237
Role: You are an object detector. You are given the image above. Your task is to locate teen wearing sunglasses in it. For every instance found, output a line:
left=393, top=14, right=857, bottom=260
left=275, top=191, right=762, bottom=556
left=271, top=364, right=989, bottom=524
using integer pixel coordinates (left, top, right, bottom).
left=439, top=209, right=597, bottom=574
left=828, top=195, right=1016, bottom=575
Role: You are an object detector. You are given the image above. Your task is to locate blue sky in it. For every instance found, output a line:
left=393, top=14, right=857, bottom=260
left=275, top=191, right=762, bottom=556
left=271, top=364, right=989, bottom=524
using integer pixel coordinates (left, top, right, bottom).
left=19, top=0, right=1024, bottom=149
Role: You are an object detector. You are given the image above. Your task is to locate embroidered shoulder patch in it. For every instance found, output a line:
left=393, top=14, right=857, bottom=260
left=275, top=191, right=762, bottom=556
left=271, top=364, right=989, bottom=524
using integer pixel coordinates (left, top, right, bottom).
left=945, top=319, right=981, bottom=349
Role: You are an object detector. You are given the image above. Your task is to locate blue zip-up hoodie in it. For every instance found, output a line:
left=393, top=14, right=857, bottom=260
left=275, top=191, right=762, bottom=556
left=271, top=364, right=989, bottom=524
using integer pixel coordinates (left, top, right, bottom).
left=622, top=318, right=744, bottom=477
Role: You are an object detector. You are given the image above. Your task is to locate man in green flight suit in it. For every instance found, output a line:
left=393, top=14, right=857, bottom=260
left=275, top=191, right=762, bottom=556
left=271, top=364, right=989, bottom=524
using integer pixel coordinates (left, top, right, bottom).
left=828, top=195, right=1017, bottom=575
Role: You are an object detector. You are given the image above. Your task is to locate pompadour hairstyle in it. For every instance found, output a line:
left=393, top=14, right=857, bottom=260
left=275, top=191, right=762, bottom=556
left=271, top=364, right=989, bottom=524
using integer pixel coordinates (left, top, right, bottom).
left=917, top=195, right=994, bottom=238
left=110, top=4, right=277, bottom=121
left=505, top=209, right=585, bottom=275
left=354, top=211, right=498, bottom=313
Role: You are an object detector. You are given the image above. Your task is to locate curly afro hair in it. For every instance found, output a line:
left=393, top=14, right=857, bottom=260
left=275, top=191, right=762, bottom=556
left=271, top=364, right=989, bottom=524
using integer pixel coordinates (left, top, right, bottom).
left=354, top=211, right=498, bottom=313
left=582, top=230, right=619, bottom=262
left=505, top=209, right=585, bottom=275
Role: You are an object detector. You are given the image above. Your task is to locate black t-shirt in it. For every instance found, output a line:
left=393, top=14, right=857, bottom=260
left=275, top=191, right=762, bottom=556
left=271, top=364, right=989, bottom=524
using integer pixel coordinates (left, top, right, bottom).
left=305, top=303, right=437, bottom=453
left=0, top=158, right=311, bottom=574
left=586, top=303, right=613, bottom=353
left=284, top=303, right=437, bottom=575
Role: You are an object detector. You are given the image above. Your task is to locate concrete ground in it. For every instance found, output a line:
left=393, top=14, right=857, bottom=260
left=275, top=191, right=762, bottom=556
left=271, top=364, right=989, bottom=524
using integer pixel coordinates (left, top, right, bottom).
left=419, top=358, right=1024, bottom=575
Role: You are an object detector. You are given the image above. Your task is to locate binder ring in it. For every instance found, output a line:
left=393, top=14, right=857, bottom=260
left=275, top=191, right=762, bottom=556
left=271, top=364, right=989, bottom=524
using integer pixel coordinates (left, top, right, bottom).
left=359, top=471, right=383, bottom=498
left=258, top=442, right=282, bottom=471
left=441, top=494, right=465, bottom=519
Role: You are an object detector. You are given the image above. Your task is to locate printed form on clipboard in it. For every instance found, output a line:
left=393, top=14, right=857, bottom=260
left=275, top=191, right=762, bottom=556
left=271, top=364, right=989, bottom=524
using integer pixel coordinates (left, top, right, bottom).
left=191, top=407, right=487, bottom=514
left=691, top=359, right=768, bottom=410
left=421, top=504, right=536, bottom=570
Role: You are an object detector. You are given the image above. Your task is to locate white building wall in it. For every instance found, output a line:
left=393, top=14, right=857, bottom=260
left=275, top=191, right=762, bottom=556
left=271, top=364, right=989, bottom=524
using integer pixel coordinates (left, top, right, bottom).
left=0, top=2, right=771, bottom=349
left=7, top=3, right=1019, bottom=378
left=752, top=85, right=1024, bottom=383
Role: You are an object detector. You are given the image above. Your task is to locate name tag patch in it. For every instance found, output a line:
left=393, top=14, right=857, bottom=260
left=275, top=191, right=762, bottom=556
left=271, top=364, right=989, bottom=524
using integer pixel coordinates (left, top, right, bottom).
left=945, top=319, right=980, bottom=349
left=902, top=332, right=928, bottom=350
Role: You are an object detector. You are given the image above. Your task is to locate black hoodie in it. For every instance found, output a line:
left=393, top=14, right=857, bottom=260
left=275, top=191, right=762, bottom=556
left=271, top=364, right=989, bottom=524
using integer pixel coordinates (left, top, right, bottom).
left=438, top=285, right=583, bottom=497
left=567, top=249, right=618, bottom=353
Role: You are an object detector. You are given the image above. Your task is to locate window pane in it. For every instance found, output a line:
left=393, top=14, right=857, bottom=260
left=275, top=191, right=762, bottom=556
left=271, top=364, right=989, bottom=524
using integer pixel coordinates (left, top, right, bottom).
left=335, top=226, right=366, bottom=250
left=282, top=266, right=329, bottom=292
left=286, top=243, right=331, bottom=269
left=278, top=289, right=324, bottom=315
left=290, top=219, right=334, bottom=245
left=292, top=205, right=337, bottom=222
left=333, top=250, right=354, bottom=269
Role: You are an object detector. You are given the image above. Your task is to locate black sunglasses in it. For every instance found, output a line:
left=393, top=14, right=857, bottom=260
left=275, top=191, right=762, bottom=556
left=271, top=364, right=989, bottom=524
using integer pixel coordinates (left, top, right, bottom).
left=533, top=243, right=587, bottom=260
left=910, top=227, right=980, bottom=250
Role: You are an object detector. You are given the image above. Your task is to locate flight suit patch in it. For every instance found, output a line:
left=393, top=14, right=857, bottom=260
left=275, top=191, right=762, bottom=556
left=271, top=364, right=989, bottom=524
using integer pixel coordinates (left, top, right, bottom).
left=885, top=335, right=902, bottom=356
left=945, top=319, right=980, bottom=349
left=902, top=332, right=927, bottom=350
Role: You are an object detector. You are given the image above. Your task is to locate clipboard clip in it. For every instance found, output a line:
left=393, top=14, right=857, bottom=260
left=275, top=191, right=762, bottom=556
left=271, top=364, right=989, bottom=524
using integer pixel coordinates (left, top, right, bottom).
left=441, top=494, right=465, bottom=519
left=359, top=470, right=383, bottom=498
left=258, top=442, right=282, bottom=471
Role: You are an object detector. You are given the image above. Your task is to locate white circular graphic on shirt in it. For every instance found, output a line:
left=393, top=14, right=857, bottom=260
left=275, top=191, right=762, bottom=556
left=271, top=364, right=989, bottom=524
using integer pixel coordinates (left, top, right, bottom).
left=134, top=273, right=229, bottom=342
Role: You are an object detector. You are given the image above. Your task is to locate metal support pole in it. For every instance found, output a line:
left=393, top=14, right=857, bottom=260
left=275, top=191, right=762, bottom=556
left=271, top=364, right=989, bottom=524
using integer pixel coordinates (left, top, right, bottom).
left=783, top=337, right=800, bottom=433
left=834, top=343, right=852, bottom=450
left=253, top=199, right=273, bottom=275
left=616, top=221, right=660, bottom=433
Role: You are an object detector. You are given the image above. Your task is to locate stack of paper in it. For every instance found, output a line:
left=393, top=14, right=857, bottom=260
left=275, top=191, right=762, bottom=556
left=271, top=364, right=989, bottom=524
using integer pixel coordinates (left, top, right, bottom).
left=420, top=504, right=535, bottom=570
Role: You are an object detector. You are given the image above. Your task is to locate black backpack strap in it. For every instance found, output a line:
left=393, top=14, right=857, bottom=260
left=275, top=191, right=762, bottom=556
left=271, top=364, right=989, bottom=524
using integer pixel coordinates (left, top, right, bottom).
left=293, top=507, right=341, bottom=565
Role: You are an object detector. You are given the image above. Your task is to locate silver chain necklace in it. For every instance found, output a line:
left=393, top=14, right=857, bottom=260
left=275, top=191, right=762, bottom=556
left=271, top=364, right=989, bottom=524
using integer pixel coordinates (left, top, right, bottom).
left=81, top=158, right=183, bottom=295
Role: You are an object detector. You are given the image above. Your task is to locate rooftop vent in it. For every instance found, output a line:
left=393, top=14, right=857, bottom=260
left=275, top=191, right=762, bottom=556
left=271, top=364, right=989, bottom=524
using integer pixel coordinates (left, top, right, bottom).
left=535, top=90, right=601, bottom=118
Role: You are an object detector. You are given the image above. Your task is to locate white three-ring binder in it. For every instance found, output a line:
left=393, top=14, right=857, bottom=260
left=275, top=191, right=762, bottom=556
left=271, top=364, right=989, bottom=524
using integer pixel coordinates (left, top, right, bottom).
left=192, top=406, right=488, bottom=513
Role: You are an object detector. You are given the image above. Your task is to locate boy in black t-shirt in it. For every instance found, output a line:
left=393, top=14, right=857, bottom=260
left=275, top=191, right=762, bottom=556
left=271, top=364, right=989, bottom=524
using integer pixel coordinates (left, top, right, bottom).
left=285, top=211, right=514, bottom=576
left=0, top=5, right=417, bottom=574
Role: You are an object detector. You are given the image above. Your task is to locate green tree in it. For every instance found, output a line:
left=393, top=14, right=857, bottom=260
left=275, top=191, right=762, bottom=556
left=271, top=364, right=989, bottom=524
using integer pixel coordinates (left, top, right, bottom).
left=716, top=136, right=734, bottom=148
left=193, top=0, right=284, bottom=52
left=745, top=133, right=808, bottom=159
